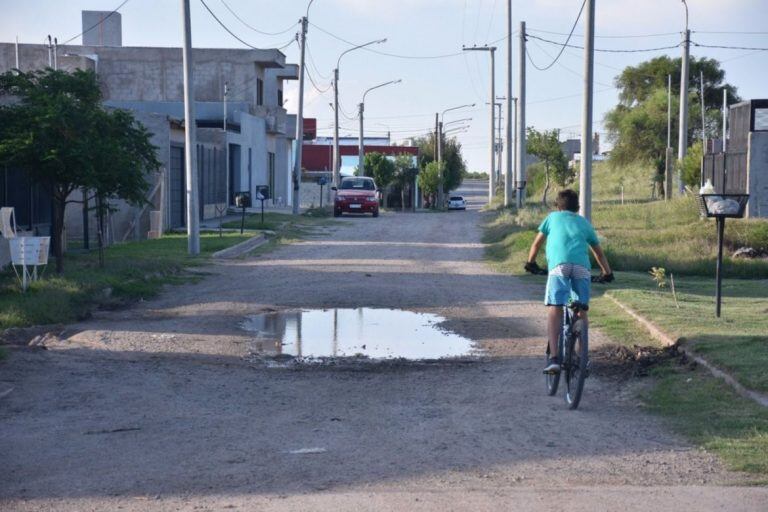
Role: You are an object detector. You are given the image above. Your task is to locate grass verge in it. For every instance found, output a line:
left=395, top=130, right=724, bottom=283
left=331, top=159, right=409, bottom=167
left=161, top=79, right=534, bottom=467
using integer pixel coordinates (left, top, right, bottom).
left=0, top=232, right=254, bottom=330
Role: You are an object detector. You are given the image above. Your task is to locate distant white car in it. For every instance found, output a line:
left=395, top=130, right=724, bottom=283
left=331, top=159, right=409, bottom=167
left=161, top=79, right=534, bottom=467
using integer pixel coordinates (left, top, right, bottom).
left=447, top=196, right=467, bottom=210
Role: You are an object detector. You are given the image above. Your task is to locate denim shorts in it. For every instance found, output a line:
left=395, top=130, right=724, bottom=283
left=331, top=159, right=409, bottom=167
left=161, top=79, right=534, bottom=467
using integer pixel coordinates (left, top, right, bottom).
left=545, top=263, right=591, bottom=306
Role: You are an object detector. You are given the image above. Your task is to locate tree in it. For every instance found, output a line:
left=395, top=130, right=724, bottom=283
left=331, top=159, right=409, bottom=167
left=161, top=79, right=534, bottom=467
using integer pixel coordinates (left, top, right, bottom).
left=411, top=134, right=466, bottom=194
left=393, top=154, right=418, bottom=211
left=89, top=108, right=160, bottom=266
left=418, top=161, right=441, bottom=208
left=364, top=152, right=395, bottom=206
left=526, top=128, right=570, bottom=206
left=0, top=69, right=159, bottom=272
left=606, top=56, right=740, bottom=197
left=681, top=141, right=703, bottom=189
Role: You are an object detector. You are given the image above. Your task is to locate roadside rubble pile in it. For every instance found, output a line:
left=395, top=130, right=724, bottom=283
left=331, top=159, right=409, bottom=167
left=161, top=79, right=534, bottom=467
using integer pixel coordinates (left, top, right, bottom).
left=591, top=342, right=690, bottom=379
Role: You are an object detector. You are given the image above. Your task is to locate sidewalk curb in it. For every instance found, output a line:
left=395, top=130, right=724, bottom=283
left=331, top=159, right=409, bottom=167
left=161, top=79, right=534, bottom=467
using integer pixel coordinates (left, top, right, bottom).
left=605, top=292, right=768, bottom=408
left=212, top=234, right=268, bottom=259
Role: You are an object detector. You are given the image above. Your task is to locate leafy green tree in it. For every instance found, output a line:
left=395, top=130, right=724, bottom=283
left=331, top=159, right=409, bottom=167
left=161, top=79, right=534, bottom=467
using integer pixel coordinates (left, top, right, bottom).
left=606, top=56, right=740, bottom=197
left=410, top=134, right=466, bottom=194
left=0, top=69, right=159, bottom=272
left=681, top=141, right=703, bottom=189
left=526, top=128, right=570, bottom=206
left=364, top=152, right=395, bottom=206
left=418, top=161, right=441, bottom=208
left=393, top=154, right=418, bottom=211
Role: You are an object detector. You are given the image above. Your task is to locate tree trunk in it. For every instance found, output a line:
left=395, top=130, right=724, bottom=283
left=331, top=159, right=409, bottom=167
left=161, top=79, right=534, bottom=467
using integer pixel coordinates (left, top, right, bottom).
left=542, top=163, right=551, bottom=207
left=97, top=195, right=105, bottom=268
left=53, top=192, right=66, bottom=274
left=401, top=185, right=405, bottom=212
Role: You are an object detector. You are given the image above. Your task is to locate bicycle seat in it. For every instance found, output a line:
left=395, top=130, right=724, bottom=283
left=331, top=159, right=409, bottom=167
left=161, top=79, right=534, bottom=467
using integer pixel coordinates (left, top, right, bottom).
left=568, top=301, right=589, bottom=312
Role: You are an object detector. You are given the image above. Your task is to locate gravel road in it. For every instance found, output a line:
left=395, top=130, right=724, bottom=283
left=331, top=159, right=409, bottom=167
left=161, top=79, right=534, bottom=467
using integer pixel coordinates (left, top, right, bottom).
left=1, top=180, right=766, bottom=511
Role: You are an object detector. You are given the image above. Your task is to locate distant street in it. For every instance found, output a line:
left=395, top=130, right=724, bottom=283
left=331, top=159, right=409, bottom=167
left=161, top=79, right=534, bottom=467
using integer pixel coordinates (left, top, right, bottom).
left=1, top=180, right=766, bottom=511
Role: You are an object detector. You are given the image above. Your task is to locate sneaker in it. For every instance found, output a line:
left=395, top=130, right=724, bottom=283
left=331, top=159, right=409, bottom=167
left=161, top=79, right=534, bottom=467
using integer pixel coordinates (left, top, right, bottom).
left=543, top=356, right=561, bottom=374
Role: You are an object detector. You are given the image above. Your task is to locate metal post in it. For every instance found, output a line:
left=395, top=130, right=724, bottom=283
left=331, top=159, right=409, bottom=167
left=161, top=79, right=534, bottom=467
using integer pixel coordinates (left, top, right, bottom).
left=489, top=48, right=496, bottom=204
left=496, top=102, right=503, bottom=187
left=15, top=36, right=20, bottom=69
left=293, top=16, right=308, bottom=215
left=505, top=0, right=513, bottom=208
left=715, top=216, right=724, bottom=317
left=358, top=102, right=365, bottom=176
left=579, top=1, right=595, bottom=220
left=722, top=88, right=728, bottom=152
left=678, top=28, right=691, bottom=195
left=516, top=23, right=526, bottom=208
left=512, top=97, right=518, bottom=201
left=333, top=68, right=340, bottom=188
left=667, top=74, right=672, bottom=149
left=53, top=37, right=58, bottom=70
left=181, top=0, right=200, bottom=255
left=47, top=35, right=52, bottom=67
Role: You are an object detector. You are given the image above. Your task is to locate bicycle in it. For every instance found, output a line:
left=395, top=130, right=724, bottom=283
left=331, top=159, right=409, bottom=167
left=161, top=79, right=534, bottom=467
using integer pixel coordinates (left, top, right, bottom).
left=525, top=262, right=613, bottom=410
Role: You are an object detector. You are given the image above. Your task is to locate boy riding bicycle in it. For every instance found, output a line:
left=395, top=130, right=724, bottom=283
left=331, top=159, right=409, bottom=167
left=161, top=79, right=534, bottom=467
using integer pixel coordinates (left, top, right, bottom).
left=525, top=190, right=613, bottom=374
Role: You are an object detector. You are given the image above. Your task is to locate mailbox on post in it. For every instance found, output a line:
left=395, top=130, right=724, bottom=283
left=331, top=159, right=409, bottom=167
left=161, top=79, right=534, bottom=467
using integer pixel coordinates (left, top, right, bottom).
left=234, top=191, right=251, bottom=234
left=256, top=186, right=270, bottom=226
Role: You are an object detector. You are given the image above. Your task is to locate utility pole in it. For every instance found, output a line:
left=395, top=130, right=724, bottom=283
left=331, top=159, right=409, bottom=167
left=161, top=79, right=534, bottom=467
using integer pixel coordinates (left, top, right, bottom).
left=678, top=1, right=691, bottom=195
left=463, top=45, right=496, bottom=204
left=700, top=70, right=706, bottom=153
left=512, top=97, right=518, bottom=200
left=47, top=35, right=52, bottom=67
left=722, top=88, right=728, bottom=152
left=358, top=102, right=365, bottom=176
left=293, top=15, right=309, bottom=214
left=181, top=0, right=200, bottom=255
left=224, top=81, right=229, bottom=206
left=665, top=74, right=673, bottom=200
left=516, top=23, right=527, bottom=209
left=53, top=37, right=58, bottom=70
left=332, top=67, right=340, bottom=188
left=14, top=36, right=19, bottom=69
left=579, top=0, right=595, bottom=220
left=505, top=0, right=513, bottom=207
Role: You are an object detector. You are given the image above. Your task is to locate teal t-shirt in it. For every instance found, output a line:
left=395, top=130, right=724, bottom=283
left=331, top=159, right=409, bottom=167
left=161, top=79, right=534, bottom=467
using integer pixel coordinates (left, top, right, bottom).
left=538, top=211, right=599, bottom=270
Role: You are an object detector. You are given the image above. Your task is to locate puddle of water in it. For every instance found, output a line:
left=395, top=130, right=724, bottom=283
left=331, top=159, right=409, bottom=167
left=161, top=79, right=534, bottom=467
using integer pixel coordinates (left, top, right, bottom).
left=241, top=308, right=479, bottom=361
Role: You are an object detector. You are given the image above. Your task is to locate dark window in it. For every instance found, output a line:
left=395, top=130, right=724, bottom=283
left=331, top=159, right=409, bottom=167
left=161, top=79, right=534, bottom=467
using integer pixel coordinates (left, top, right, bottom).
left=268, top=152, right=276, bottom=203
left=277, top=88, right=283, bottom=107
left=340, top=178, right=375, bottom=191
left=257, top=78, right=264, bottom=106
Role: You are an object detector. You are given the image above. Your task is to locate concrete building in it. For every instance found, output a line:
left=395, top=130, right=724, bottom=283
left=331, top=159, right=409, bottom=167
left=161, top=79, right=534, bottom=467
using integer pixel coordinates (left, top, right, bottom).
left=0, top=10, right=298, bottom=252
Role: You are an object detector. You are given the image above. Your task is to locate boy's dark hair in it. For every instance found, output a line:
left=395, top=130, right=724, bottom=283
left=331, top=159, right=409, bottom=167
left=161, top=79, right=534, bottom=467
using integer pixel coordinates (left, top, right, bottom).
left=555, top=189, right=579, bottom=212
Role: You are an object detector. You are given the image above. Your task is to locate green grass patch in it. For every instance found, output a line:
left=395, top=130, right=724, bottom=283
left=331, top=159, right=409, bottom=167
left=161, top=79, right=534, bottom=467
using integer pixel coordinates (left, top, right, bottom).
left=647, top=363, right=768, bottom=476
left=0, top=232, right=253, bottom=330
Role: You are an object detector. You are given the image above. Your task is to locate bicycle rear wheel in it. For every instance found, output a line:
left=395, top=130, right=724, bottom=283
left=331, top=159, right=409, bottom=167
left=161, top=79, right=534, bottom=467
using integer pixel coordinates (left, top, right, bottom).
left=564, top=322, right=588, bottom=409
left=545, top=339, right=560, bottom=396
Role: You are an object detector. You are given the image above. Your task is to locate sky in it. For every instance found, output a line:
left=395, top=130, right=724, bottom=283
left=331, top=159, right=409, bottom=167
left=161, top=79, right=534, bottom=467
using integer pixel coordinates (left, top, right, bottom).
left=1, top=0, right=767, bottom=173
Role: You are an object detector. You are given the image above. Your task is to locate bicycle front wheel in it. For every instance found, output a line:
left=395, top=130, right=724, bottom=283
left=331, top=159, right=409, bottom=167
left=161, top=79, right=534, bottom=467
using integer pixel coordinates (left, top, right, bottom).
left=545, top=338, right=561, bottom=396
left=564, top=322, right=588, bottom=409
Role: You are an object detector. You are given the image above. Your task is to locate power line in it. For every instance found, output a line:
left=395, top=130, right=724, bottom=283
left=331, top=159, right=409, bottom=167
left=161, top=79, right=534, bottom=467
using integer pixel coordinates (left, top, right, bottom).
left=200, top=0, right=296, bottom=50
left=525, top=0, right=587, bottom=71
left=691, top=41, right=768, bottom=51
left=527, top=38, right=614, bottom=88
left=305, top=66, right=332, bottom=94
left=305, top=42, right=331, bottom=80
left=218, top=0, right=298, bottom=36
left=62, top=0, right=130, bottom=45
left=309, top=22, right=464, bottom=60
left=527, top=27, right=679, bottom=39
left=528, top=33, right=682, bottom=53
left=694, top=30, right=768, bottom=35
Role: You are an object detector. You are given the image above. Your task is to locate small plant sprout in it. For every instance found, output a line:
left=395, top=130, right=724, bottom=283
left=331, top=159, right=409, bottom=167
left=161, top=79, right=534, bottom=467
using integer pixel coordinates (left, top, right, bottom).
left=649, top=267, right=668, bottom=288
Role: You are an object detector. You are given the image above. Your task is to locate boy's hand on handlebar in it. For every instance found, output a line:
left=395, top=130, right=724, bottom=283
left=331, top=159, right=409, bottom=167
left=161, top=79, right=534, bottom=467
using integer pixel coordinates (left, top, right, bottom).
left=524, top=261, right=547, bottom=275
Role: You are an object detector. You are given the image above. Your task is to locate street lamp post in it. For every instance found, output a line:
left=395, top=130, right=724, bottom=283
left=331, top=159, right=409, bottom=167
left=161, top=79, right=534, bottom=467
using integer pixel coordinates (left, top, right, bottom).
left=358, top=79, right=402, bottom=176
left=438, top=103, right=475, bottom=208
left=678, top=0, right=691, bottom=195
left=332, top=38, right=387, bottom=188
left=463, top=45, right=497, bottom=205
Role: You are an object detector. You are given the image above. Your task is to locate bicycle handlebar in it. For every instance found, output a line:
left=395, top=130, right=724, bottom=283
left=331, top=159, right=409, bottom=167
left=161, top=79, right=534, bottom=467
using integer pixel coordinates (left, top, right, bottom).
left=525, top=261, right=614, bottom=283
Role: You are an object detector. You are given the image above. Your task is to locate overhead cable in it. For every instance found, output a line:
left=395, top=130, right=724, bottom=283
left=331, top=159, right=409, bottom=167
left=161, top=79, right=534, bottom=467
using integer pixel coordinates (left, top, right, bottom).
left=528, top=33, right=682, bottom=53
left=218, top=0, right=298, bottom=36
left=200, top=0, right=296, bottom=50
left=525, top=0, right=587, bottom=71
left=62, top=0, right=130, bottom=45
left=310, top=22, right=464, bottom=60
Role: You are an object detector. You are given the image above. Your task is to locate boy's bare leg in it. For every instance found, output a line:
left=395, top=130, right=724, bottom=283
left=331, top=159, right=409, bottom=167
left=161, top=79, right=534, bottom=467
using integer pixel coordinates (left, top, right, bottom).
left=547, top=306, right=562, bottom=357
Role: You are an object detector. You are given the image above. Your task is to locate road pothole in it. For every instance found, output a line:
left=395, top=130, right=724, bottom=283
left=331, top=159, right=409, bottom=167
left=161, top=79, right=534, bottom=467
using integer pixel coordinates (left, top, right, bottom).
left=241, top=308, right=481, bottom=364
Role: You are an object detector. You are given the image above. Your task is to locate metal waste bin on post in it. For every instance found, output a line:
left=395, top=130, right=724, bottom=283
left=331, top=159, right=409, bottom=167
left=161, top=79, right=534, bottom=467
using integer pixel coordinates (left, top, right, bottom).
left=697, top=193, right=750, bottom=317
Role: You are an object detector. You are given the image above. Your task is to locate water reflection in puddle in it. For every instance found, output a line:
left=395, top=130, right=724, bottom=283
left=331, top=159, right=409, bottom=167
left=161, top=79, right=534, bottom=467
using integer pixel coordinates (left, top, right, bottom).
left=241, top=308, right=479, bottom=361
